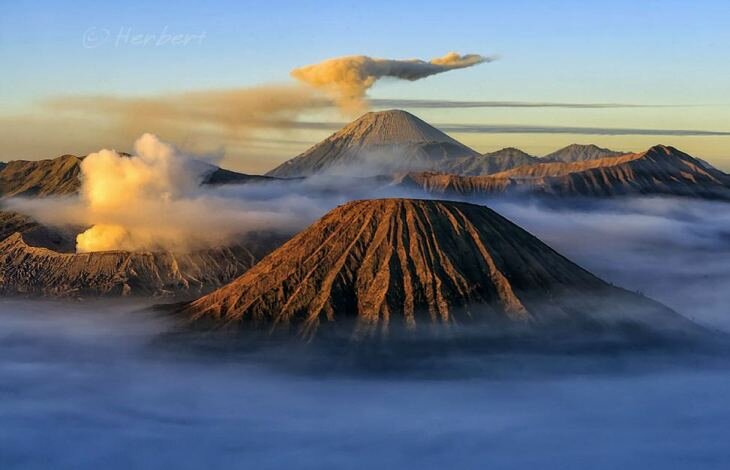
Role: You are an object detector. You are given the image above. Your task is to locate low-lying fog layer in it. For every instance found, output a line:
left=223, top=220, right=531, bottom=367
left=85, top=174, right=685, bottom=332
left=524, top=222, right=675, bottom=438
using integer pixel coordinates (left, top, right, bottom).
left=3, top=195, right=730, bottom=468
left=488, top=197, right=730, bottom=332
left=1, top=300, right=729, bottom=469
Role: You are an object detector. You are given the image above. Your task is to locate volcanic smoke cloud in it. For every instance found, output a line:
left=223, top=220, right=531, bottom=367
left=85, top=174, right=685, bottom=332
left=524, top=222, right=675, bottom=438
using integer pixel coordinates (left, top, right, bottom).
left=40, top=52, right=492, bottom=163
left=75, top=134, right=208, bottom=252
left=291, top=52, right=495, bottom=112
left=69, top=134, right=319, bottom=253
left=47, top=85, right=325, bottom=145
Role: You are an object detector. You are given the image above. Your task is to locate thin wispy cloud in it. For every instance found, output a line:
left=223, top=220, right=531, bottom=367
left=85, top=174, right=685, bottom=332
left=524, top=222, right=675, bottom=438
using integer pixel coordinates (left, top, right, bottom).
left=46, top=92, right=726, bottom=141
left=439, top=124, right=730, bottom=137
left=283, top=121, right=730, bottom=137
left=368, top=99, right=708, bottom=109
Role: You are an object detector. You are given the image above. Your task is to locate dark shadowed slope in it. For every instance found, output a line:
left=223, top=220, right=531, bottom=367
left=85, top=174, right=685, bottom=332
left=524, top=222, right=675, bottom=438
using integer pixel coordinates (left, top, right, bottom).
left=392, top=145, right=730, bottom=200
left=0, top=211, right=76, bottom=252
left=266, top=110, right=479, bottom=177
left=545, top=143, right=624, bottom=162
left=180, top=199, right=697, bottom=340
left=202, top=167, right=279, bottom=185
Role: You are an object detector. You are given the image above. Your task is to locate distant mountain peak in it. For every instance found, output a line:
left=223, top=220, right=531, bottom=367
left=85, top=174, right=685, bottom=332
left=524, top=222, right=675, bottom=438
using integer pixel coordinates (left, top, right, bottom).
left=545, top=143, right=624, bottom=162
left=565, top=143, right=603, bottom=150
left=0, top=153, right=265, bottom=198
left=426, top=147, right=539, bottom=176
left=486, top=147, right=533, bottom=158
left=638, top=145, right=719, bottom=171
left=644, top=144, right=679, bottom=156
left=395, top=144, right=730, bottom=200
left=0, top=154, right=82, bottom=197
left=336, top=109, right=463, bottom=145
left=266, top=110, right=478, bottom=177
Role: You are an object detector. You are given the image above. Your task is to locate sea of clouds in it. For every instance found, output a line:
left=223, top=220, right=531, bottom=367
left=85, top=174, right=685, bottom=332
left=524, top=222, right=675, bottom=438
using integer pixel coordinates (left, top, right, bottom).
left=4, top=136, right=730, bottom=468
left=1, top=298, right=729, bottom=469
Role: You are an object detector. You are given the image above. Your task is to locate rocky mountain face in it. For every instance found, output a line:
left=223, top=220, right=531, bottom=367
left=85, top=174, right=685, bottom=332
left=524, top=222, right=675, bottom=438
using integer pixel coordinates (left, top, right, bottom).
left=392, top=145, right=730, bottom=200
left=266, top=110, right=480, bottom=177
left=179, top=199, right=694, bottom=340
left=0, top=154, right=269, bottom=199
left=0, top=155, right=82, bottom=197
left=544, top=143, right=624, bottom=162
left=432, top=147, right=542, bottom=176
left=390, top=172, right=517, bottom=195
left=0, top=232, right=285, bottom=298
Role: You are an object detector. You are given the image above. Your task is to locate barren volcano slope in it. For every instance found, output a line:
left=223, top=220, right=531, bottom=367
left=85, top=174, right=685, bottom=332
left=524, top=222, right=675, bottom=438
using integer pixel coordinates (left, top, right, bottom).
left=0, top=155, right=82, bottom=197
left=266, top=110, right=479, bottom=177
left=181, top=199, right=693, bottom=340
left=393, top=145, right=730, bottom=199
left=0, top=232, right=285, bottom=298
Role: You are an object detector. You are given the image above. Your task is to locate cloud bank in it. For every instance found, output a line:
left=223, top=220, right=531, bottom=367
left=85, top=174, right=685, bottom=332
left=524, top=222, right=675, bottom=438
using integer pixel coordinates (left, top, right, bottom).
left=2, top=297, right=729, bottom=469
left=368, top=99, right=695, bottom=109
left=439, top=124, right=730, bottom=136
left=488, top=197, right=730, bottom=331
left=291, top=52, right=494, bottom=112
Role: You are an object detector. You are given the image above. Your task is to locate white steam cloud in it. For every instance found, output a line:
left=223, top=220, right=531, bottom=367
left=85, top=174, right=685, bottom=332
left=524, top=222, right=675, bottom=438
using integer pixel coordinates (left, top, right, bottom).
left=74, top=133, right=215, bottom=252
left=10, top=134, right=326, bottom=253
left=291, top=52, right=495, bottom=112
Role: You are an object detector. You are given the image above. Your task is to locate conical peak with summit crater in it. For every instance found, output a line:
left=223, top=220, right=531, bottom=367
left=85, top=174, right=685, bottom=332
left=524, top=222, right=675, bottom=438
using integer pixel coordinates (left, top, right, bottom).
left=180, top=198, right=692, bottom=340
left=266, top=110, right=479, bottom=177
left=332, top=109, right=466, bottom=146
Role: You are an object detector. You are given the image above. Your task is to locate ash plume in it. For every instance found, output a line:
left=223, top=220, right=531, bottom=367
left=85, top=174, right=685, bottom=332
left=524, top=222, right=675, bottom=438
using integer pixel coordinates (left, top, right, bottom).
left=37, top=52, right=493, bottom=166
left=291, top=52, right=495, bottom=113
left=46, top=84, right=327, bottom=145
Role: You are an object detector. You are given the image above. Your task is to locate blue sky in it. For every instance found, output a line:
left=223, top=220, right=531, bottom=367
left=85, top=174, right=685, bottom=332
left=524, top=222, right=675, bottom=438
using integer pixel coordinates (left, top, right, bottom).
left=1, top=0, right=729, bottom=171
